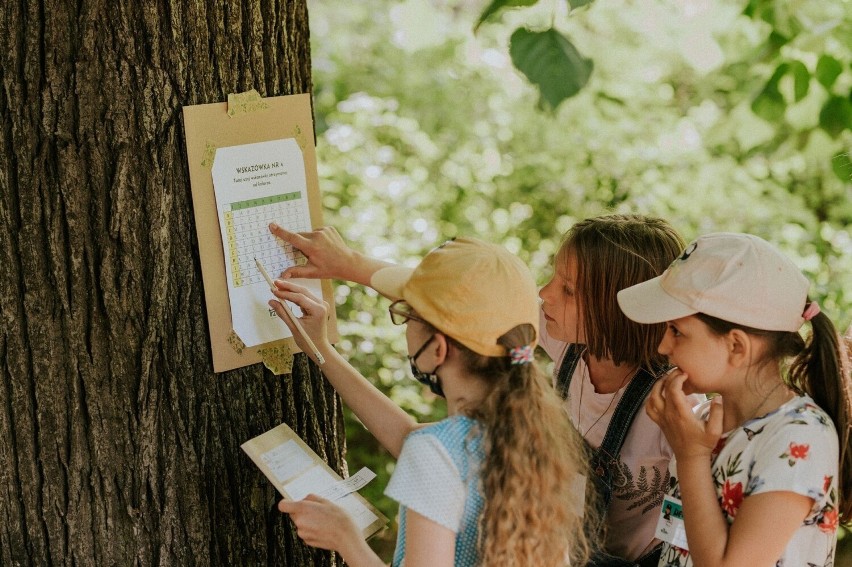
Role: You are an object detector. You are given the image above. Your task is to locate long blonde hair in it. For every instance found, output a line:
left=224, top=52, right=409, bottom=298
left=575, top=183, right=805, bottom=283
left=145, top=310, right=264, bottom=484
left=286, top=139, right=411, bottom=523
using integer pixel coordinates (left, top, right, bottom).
left=457, top=324, right=598, bottom=565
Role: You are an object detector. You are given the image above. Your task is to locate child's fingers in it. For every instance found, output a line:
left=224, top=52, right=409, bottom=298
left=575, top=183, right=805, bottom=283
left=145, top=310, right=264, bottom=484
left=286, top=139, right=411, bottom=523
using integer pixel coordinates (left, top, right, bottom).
left=303, top=493, right=332, bottom=505
left=270, top=287, right=322, bottom=316
left=706, top=395, right=724, bottom=437
left=646, top=378, right=667, bottom=423
left=273, top=279, right=324, bottom=304
left=269, top=222, right=311, bottom=251
left=664, top=372, right=696, bottom=414
left=278, top=499, right=300, bottom=514
left=275, top=293, right=327, bottom=323
left=280, top=265, right=320, bottom=279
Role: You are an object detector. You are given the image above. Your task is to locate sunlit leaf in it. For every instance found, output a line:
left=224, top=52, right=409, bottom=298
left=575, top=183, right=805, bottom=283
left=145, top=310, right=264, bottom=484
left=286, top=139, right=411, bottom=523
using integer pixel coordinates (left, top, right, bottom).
left=766, top=62, right=789, bottom=90
left=789, top=61, right=809, bottom=102
left=476, top=0, right=539, bottom=31
left=568, top=0, right=594, bottom=9
left=751, top=89, right=785, bottom=121
left=819, top=96, right=852, bottom=138
left=831, top=152, right=852, bottom=182
left=743, top=0, right=772, bottom=22
left=509, top=28, right=593, bottom=110
left=751, top=63, right=787, bottom=121
left=815, top=55, right=842, bottom=90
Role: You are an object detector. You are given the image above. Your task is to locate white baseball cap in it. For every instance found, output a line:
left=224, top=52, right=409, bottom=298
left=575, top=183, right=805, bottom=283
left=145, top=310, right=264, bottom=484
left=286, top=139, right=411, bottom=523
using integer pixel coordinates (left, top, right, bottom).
left=617, top=233, right=810, bottom=332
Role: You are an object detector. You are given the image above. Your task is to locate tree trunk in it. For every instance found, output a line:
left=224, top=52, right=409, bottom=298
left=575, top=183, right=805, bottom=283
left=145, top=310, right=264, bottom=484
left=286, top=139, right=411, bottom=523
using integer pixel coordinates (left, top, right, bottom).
left=0, top=1, right=346, bottom=565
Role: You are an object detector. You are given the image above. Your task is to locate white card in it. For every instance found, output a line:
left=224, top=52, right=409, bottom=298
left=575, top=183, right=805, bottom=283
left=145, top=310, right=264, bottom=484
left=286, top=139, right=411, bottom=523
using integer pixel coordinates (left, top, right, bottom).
left=654, top=495, right=689, bottom=550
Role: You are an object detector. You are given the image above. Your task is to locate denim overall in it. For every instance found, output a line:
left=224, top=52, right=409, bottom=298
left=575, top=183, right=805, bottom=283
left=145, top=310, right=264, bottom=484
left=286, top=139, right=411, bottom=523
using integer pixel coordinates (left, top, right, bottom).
left=556, top=344, right=668, bottom=567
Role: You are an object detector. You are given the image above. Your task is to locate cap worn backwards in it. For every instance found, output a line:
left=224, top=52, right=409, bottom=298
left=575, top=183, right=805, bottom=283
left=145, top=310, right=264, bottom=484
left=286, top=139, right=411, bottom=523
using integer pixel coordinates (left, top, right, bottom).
left=616, top=232, right=810, bottom=332
left=370, top=237, right=540, bottom=357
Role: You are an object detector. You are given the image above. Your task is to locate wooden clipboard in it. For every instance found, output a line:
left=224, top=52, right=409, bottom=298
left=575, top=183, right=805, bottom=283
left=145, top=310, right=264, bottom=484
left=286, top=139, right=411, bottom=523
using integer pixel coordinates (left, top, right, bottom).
left=183, top=92, right=339, bottom=372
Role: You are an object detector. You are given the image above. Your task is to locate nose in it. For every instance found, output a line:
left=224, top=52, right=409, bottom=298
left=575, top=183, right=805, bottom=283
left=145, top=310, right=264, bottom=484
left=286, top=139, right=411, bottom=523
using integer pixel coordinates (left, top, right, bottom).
left=539, top=278, right=555, bottom=302
left=657, top=330, right=671, bottom=355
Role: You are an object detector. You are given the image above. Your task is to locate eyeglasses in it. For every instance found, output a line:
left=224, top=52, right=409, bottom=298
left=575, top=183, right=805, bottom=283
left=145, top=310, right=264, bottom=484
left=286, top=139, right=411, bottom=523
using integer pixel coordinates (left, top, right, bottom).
left=388, top=300, right=427, bottom=326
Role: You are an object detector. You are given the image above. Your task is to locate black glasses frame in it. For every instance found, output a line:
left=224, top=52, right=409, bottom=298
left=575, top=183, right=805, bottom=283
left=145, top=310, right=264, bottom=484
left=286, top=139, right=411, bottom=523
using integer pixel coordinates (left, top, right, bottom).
left=388, top=300, right=427, bottom=326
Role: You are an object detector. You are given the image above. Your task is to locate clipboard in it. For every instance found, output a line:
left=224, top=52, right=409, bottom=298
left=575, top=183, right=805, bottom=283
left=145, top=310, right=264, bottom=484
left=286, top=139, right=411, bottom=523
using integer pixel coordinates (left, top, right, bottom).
left=242, top=423, right=388, bottom=540
left=183, top=91, right=339, bottom=373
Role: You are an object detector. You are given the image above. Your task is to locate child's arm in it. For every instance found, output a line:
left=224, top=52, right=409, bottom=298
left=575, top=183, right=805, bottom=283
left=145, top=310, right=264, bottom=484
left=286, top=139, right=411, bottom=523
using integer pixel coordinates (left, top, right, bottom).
left=677, top=454, right=811, bottom=566
left=270, top=223, right=394, bottom=286
left=270, top=279, right=418, bottom=458
left=401, top=508, right=456, bottom=567
left=649, top=373, right=812, bottom=566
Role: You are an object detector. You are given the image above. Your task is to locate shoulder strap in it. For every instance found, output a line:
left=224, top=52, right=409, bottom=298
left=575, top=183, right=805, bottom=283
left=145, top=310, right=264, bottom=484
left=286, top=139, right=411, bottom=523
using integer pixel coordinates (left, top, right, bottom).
left=555, top=343, right=585, bottom=400
left=592, top=362, right=672, bottom=509
left=595, top=367, right=657, bottom=464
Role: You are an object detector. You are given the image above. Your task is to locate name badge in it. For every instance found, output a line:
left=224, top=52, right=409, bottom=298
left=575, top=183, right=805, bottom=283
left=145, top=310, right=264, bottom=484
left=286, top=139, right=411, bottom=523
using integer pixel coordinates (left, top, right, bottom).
left=654, top=495, right=689, bottom=550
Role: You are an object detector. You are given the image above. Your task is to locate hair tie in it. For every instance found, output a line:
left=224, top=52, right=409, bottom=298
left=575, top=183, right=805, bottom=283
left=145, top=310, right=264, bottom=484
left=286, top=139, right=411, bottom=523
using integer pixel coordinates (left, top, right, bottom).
left=802, top=301, right=820, bottom=322
left=509, top=345, right=533, bottom=365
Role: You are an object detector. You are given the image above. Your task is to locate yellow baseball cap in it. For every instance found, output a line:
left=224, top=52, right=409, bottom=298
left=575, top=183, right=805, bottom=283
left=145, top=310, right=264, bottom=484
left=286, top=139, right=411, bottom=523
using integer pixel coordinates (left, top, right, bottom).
left=370, top=237, right=539, bottom=357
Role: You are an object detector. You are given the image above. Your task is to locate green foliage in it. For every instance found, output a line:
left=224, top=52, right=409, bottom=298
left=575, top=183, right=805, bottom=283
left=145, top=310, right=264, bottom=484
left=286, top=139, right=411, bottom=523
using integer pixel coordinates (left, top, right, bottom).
left=816, top=55, right=843, bottom=90
left=476, top=0, right=540, bottom=31
left=307, top=0, right=852, bottom=558
left=476, top=0, right=595, bottom=108
left=509, top=28, right=593, bottom=110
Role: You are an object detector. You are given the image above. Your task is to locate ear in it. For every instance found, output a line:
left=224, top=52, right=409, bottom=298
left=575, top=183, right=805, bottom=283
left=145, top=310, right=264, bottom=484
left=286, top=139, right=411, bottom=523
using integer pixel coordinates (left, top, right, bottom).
left=725, top=329, right=752, bottom=368
left=431, top=333, right=450, bottom=365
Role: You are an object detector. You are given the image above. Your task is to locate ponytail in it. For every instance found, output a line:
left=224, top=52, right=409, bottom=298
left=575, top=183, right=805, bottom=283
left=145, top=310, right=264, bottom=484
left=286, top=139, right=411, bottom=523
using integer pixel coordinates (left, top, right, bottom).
left=789, top=311, right=852, bottom=521
left=454, top=324, right=598, bottom=566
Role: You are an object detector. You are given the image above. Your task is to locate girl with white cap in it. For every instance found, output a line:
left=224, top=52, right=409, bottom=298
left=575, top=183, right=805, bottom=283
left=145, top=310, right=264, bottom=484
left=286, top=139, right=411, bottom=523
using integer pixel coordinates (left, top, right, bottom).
left=617, top=232, right=851, bottom=566
left=271, top=237, right=594, bottom=566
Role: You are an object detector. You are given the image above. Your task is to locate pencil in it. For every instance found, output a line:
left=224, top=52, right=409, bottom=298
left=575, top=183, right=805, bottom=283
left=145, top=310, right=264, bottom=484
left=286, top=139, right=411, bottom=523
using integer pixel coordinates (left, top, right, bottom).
left=255, top=257, right=326, bottom=365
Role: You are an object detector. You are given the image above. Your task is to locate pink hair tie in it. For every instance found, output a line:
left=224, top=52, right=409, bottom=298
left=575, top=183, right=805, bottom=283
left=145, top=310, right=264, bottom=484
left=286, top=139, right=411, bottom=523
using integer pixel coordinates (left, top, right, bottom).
left=802, top=301, right=821, bottom=321
left=509, top=345, right=534, bottom=365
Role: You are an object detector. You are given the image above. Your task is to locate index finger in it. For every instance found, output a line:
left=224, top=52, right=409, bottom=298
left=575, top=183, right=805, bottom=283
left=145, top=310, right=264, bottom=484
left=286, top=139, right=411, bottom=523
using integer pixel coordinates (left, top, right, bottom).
left=278, top=499, right=301, bottom=514
left=269, top=222, right=310, bottom=250
left=649, top=376, right=666, bottom=404
left=303, top=493, right=332, bottom=505
left=663, top=372, right=696, bottom=414
left=272, top=278, right=324, bottom=304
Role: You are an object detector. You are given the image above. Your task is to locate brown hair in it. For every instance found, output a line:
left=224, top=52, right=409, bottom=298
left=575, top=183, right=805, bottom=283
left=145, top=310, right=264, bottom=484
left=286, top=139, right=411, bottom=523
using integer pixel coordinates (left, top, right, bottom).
left=559, top=214, right=685, bottom=367
left=450, top=324, right=599, bottom=565
left=697, top=309, right=852, bottom=521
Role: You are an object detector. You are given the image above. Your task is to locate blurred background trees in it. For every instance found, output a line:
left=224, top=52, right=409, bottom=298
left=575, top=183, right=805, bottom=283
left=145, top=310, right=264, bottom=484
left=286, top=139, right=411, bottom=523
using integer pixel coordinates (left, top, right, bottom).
left=306, top=0, right=851, bottom=560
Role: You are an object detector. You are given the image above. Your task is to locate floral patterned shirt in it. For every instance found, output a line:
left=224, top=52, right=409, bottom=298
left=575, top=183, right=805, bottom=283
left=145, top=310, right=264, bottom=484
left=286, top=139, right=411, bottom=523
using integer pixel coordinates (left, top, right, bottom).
left=659, top=394, right=839, bottom=567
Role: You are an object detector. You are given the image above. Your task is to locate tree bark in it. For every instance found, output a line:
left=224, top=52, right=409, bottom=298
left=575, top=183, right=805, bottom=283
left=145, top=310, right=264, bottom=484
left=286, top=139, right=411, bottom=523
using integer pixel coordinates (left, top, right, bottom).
left=0, top=1, right=346, bottom=565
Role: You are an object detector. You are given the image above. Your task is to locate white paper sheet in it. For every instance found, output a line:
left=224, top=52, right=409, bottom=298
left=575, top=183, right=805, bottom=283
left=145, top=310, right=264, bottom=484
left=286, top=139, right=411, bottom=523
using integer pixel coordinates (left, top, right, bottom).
left=260, top=439, right=315, bottom=483
left=242, top=422, right=388, bottom=539
left=284, top=465, right=380, bottom=530
left=211, top=138, right=323, bottom=347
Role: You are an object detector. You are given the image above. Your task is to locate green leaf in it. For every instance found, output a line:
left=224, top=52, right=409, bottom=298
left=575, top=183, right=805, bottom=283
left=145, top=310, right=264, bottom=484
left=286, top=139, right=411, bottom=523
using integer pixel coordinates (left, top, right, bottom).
left=751, top=63, right=788, bottom=121
left=819, top=96, right=852, bottom=138
left=476, top=0, right=539, bottom=31
left=831, top=152, right=852, bottom=182
left=766, top=62, right=789, bottom=91
left=789, top=61, right=809, bottom=102
left=815, top=55, right=843, bottom=90
left=509, top=28, right=593, bottom=110
left=751, top=90, right=785, bottom=121
left=568, top=0, right=594, bottom=9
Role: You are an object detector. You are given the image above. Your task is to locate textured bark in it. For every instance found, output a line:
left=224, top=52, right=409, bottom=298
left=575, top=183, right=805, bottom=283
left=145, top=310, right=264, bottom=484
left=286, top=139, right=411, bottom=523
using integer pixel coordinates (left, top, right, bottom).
left=0, top=1, right=347, bottom=565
